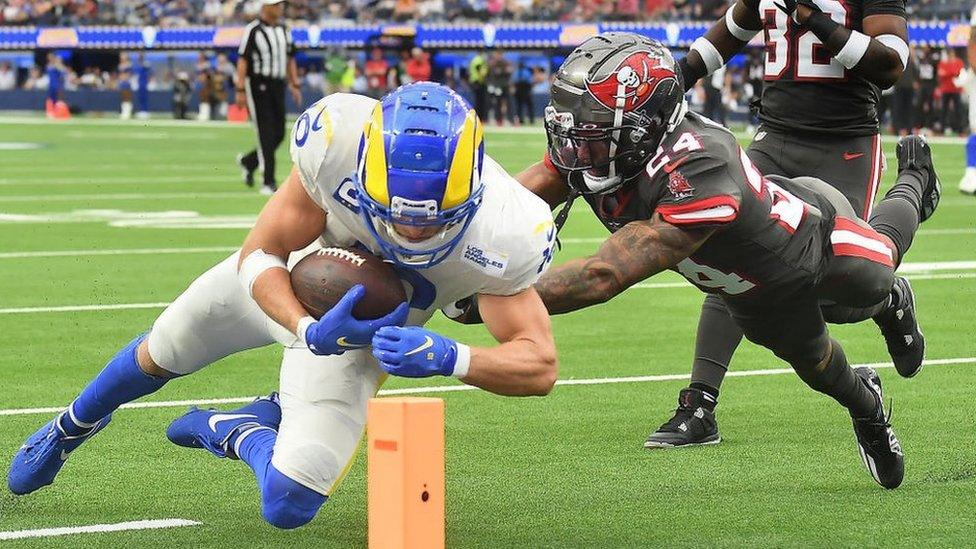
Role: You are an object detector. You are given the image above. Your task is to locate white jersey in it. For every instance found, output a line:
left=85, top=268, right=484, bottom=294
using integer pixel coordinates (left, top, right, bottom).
left=289, top=93, right=556, bottom=326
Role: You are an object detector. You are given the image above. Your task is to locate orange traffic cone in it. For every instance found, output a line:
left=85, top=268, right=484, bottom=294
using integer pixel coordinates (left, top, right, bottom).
left=54, top=101, right=71, bottom=119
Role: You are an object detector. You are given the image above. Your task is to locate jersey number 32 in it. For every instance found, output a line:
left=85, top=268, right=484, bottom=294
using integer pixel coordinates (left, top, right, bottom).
left=761, top=0, right=850, bottom=81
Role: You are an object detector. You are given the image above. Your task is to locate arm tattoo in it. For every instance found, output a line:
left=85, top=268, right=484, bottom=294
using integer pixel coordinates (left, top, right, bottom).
left=535, top=216, right=712, bottom=315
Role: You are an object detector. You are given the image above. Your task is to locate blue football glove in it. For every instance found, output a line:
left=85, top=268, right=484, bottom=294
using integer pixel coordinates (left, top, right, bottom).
left=303, top=285, right=409, bottom=356
left=371, top=326, right=461, bottom=378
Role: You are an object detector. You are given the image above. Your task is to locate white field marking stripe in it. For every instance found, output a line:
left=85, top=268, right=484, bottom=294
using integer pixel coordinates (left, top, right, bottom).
left=0, top=246, right=237, bottom=259
left=1, top=271, right=972, bottom=315
left=0, top=176, right=239, bottom=186
left=0, top=303, right=169, bottom=314
left=559, top=228, right=976, bottom=244
left=0, top=519, right=201, bottom=541
left=2, top=357, right=974, bottom=417
left=0, top=192, right=259, bottom=202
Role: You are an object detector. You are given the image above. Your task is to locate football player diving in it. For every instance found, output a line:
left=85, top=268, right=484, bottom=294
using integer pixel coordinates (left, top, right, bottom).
left=8, top=82, right=559, bottom=529
left=647, top=0, right=922, bottom=446
left=451, top=33, right=940, bottom=489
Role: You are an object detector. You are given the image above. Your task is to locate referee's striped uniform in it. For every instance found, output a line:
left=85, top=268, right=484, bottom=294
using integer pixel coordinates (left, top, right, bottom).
left=238, top=16, right=294, bottom=190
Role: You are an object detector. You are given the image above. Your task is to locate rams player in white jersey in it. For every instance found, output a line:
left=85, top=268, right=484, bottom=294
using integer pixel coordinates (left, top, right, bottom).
left=8, top=83, right=558, bottom=529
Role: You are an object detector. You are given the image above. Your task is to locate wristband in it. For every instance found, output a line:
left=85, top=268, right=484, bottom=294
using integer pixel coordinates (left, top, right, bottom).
left=725, top=6, right=760, bottom=42
left=876, top=34, right=910, bottom=69
left=239, top=248, right=287, bottom=298
left=296, top=315, right=316, bottom=347
left=690, top=37, right=724, bottom=76
left=451, top=343, right=471, bottom=378
left=834, top=30, right=871, bottom=69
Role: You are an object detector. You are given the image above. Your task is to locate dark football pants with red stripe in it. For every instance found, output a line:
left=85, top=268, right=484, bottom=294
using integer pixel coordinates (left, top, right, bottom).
left=687, top=129, right=887, bottom=394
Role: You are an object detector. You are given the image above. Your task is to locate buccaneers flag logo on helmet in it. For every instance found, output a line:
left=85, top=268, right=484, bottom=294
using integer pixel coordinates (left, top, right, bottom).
left=584, top=51, right=677, bottom=114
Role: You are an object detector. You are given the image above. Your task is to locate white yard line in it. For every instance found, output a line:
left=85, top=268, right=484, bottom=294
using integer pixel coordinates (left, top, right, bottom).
left=0, top=303, right=170, bottom=314
left=1, top=357, right=973, bottom=417
left=560, top=229, right=976, bottom=245
left=0, top=176, right=239, bottom=186
left=1, top=267, right=971, bottom=314
left=0, top=246, right=237, bottom=259
left=0, top=519, right=201, bottom=541
left=0, top=192, right=259, bottom=202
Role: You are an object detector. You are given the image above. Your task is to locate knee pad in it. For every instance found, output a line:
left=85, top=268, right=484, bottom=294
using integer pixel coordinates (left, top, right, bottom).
left=261, top=466, right=328, bottom=530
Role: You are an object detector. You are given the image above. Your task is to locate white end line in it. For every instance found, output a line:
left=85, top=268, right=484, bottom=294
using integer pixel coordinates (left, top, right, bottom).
left=0, top=519, right=201, bottom=541
left=1, top=357, right=973, bottom=417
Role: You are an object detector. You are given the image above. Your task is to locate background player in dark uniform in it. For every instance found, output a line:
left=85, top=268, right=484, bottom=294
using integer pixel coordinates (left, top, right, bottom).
left=641, top=0, right=923, bottom=447
left=526, top=34, right=938, bottom=488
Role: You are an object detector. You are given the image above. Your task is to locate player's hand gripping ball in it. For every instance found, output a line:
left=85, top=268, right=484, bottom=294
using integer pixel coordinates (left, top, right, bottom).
left=290, top=247, right=409, bottom=355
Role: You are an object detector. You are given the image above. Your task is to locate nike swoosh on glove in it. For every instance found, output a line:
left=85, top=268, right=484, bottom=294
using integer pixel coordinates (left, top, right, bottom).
left=304, top=285, right=408, bottom=356
left=371, top=326, right=459, bottom=377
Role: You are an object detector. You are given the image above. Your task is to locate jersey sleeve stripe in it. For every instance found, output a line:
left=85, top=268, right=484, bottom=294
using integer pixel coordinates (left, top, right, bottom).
left=657, top=195, right=739, bottom=225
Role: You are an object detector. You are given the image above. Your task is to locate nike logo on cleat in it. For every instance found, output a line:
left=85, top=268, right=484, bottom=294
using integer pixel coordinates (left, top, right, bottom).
left=208, top=413, right=258, bottom=433
left=404, top=336, right=434, bottom=357
left=843, top=151, right=865, bottom=161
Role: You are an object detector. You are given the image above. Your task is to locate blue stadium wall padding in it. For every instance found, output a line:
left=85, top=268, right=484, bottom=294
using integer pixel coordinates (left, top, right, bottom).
left=0, top=21, right=968, bottom=51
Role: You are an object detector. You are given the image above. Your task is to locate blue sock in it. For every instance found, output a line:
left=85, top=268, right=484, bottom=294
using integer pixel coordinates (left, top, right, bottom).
left=59, top=334, right=169, bottom=435
left=233, top=427, right=328, bottom=529
left=966, top=135, right=976, bottom=168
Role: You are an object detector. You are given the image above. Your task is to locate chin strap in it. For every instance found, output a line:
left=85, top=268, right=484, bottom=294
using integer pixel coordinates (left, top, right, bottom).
left=552, top=186, right=580, bottom=251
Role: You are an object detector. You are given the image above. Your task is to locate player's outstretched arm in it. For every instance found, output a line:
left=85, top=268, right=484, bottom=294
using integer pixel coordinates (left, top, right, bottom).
left=534, top=214, right=712, bottom=315
left=372, top=288, right=557, bottom=396
left=238, top=167, right=327, bottom=336
left=515, top=160, right=570, bottom=209
left=790, top=4, right=908, bottom=88
left=680, top=0, right=762, bottom=90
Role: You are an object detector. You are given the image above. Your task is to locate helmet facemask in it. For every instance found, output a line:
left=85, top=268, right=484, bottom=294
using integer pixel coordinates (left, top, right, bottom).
left=545, top=105, right=669, bottom=195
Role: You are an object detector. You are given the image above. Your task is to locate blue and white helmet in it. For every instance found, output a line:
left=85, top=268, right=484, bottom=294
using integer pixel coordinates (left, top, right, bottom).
left=355, top=82, right=486, bottom=268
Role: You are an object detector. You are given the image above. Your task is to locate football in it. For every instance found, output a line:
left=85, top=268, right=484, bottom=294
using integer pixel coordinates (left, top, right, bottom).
left=290, top=247, right=407, bottom=320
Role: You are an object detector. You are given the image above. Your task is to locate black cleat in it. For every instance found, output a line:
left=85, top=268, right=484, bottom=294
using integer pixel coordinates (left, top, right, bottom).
left=236, top=153, right=255, bottom=188
left=873, top=277, right=924, bottom=378
left=644, top=388, right=721, bottom=449
left=895, top=135, right=941, bottom=222
left=851, top=367, right=904, bottom=489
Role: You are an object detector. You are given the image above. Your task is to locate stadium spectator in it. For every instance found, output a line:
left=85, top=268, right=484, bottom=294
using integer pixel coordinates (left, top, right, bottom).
left=45, top=53, right=64, bottom=105
left=701, top=65, right=728, bottom=126
left=939, top=47, right=965, bottom=134
left=512, top=60, right=534, bottom=125
left=890, top=56, right=918, bottom=136
left=173, top=71, right=192, bottom=119
left=404, top=47, right=432, bottom=83
left=324, top=48, right=348, bottom=94
left=468, top=51, right=489, bottom=120
left=486, top=50, right=512, bottom=125
left=916, top=46, right=939, bottom=131
left=364, top=48, right=390, bottom=98
left=0, top=62, right=16, bottom=91
left=135, top=53, right=151, bottom=118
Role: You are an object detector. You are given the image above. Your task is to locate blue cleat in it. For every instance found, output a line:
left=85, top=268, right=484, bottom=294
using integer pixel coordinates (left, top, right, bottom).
left=8, top=412, right=112, bottom=495
left=167, top=393, right=281, bottom=459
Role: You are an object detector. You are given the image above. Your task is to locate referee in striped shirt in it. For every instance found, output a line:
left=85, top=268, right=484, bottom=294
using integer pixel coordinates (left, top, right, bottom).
left=235, top=0, right=302, bottom=195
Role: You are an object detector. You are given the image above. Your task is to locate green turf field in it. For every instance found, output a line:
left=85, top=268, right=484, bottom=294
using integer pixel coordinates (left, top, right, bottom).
left=0, top=116, right=974, bottom=547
